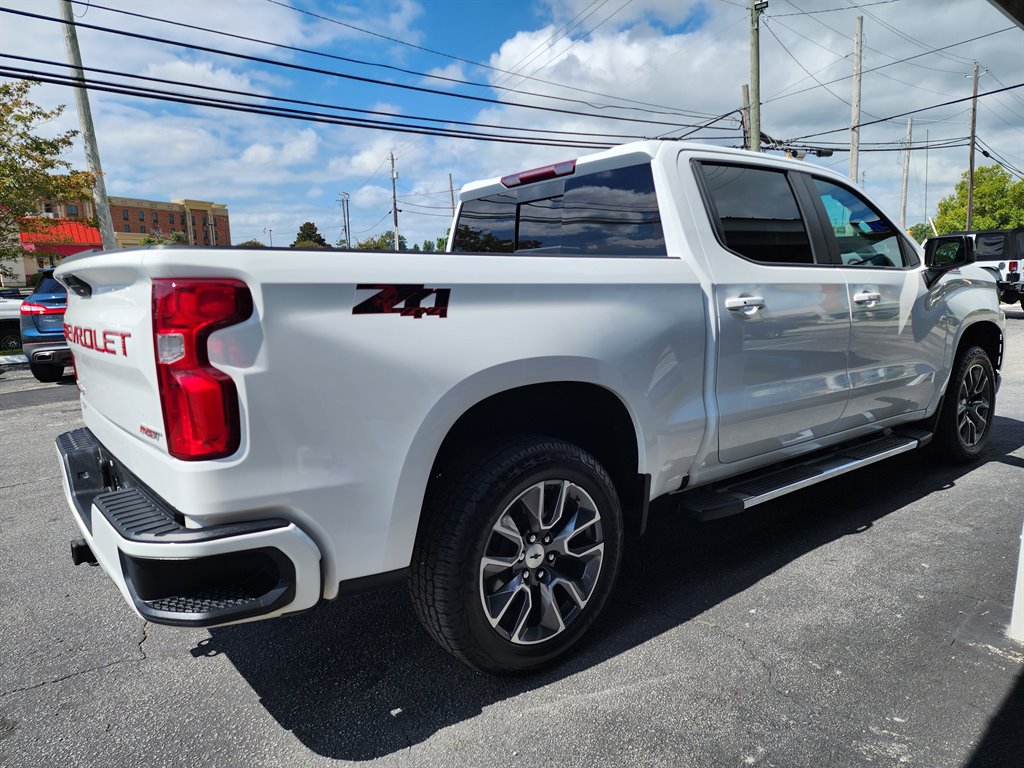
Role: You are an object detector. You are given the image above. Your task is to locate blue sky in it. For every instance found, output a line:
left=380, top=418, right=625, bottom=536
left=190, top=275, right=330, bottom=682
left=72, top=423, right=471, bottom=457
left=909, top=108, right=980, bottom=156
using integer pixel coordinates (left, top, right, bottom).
left=1, top=0, right=1021, bottom=247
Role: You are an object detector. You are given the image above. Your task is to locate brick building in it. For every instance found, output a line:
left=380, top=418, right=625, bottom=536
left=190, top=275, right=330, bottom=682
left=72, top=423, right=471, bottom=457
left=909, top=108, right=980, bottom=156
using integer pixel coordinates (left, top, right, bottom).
left=40, top=197, right=231, bottom=248
left=108, top=197, right=231, bottom=248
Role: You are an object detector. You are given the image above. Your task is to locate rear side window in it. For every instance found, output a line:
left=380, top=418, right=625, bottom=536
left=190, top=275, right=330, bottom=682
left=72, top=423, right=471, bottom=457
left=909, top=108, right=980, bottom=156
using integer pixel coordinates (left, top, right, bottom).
left=699, top=163, right=814, bottom=265
left=453, top=164, right=665, bottom=256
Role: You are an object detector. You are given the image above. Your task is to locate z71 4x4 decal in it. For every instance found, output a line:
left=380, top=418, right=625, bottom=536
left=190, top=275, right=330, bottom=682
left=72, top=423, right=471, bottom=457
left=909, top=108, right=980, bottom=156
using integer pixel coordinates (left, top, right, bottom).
left=353, top=284, right=451, bottom=318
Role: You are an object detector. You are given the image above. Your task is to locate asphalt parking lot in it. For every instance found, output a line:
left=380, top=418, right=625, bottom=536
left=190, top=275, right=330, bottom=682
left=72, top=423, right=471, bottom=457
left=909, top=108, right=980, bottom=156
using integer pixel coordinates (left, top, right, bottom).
left=1, top=309, right=1023, bottom=768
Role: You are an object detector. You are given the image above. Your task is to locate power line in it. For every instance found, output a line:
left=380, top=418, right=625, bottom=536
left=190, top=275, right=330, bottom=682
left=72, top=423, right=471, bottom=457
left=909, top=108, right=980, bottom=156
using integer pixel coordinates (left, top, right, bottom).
left=0, top=53, right=668, bottom=143
left=262, top=0, right=725, bottom=121
left=847, top=0, right=975, bottom=68
left=492, top=0, right=610, bottom=90
left=351, top=211, right=392, bottom=236
left=764, top=23, right=1017, bottom=105
left=763, top=19, right=882, bottom=119
left=511, top=0, right=634, bottom=88
left=2, top=6, right=731, bottom=132
left=786, top=81, right=1024, bottom=141
left=765, top=15, right=966, bottom=102
left=0, top=65, right=619, bottom=149
left=65, top=0, right=718, bottom=124
left=769, top=0, right=902, bottom=16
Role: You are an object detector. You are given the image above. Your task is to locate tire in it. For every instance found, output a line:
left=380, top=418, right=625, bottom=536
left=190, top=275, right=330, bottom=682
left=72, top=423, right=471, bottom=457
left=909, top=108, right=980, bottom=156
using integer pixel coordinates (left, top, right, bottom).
left=410, top=436, right=623, bottom=674
left=932, top=345, right=996, bottom=463
left=30, top=361, right=64, bottom=383
left=0, top=326, right=20, bottom=351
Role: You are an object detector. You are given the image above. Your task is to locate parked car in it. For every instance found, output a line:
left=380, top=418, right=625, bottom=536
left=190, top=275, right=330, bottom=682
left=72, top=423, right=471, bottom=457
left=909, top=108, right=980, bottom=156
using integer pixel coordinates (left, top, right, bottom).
left=0, top=291, right=24, bottom=350
left=926, top=227, right=1023, bottom=307
left=19, top=268, right=70, bottom=382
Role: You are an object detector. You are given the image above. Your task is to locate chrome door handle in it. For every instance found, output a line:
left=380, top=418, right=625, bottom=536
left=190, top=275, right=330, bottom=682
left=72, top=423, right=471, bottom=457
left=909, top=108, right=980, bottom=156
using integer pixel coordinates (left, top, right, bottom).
left=853, top=291, right=881, bottom=306
left=725, top=296, right=765, bottom=315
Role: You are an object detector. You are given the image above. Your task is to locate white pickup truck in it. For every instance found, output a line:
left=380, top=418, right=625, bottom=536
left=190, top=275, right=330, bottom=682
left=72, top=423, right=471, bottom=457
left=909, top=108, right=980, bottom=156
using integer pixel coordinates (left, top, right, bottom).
left=54, top=141, right=1004, bottom=673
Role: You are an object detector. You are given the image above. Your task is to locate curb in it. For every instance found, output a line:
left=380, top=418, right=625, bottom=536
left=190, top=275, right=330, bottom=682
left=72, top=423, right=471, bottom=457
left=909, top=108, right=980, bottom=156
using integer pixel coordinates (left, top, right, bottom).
left=0, top=354, right=29, bottom=372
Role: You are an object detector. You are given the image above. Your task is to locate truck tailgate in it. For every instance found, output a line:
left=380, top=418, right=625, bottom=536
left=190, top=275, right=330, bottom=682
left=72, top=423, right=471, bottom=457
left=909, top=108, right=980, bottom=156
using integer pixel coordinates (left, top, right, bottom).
left=57, top=253, right=166, bottom=455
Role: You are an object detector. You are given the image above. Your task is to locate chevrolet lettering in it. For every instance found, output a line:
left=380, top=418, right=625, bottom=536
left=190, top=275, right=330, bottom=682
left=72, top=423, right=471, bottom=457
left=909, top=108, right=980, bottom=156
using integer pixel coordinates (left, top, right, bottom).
left=64, top=323, right=131, bottom=357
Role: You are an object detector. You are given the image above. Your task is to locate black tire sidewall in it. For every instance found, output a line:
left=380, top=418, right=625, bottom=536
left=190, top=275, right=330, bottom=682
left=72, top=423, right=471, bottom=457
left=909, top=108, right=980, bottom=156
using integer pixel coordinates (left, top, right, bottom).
left=430, top=439, right=624, bottom=673
left=29, top=362, right=63, bottom=383
left=937, top=345, right=995, bottom=461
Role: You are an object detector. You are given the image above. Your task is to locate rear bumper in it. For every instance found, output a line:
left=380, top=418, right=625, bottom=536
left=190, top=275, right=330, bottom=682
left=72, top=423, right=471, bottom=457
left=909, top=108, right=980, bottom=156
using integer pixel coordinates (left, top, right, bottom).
left=24, top=341, right=71, bottom=366
left=56, top=428, right=321, bottom=627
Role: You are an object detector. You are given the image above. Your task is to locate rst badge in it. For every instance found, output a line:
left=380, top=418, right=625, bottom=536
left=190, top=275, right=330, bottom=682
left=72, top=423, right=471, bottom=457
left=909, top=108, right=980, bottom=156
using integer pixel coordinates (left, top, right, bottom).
left=353, top=284, right=451, bottom=319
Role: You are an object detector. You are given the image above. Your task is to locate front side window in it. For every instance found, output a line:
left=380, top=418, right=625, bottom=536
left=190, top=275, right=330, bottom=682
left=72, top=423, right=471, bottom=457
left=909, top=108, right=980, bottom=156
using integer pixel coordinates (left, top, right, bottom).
left=452, top=164, right=665, bottom=256
left=700, top=163, right=813, bottom=265
left=813, top=178, right=909, bottom=268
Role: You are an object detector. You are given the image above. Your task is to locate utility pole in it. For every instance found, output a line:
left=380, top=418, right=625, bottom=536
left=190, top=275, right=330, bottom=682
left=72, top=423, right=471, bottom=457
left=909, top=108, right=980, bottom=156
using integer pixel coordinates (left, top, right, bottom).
left=448, top=173, right=456, bottom=218
left=58, top=0, right=117, bottom=252
left=390, top=152, right=400, bottom=252
left=741, top=85, right=752, bottom=151
left=924, top=129, right=930, bottom=225
left=749, top=1, right=767, bottom=152
left=849, top=16, right=863, bottom=182
left=967, top=62, right=980, bottom=231
left=900, top=118, right=913, bottom=230
left=268, top=229, right=273, bottom=247
left=339, top=192, right=350, bottom=248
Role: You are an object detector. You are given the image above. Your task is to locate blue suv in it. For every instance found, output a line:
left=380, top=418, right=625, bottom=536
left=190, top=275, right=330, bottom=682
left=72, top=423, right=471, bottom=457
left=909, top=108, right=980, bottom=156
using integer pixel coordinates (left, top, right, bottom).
left=20, top=269, right=70, bottom=382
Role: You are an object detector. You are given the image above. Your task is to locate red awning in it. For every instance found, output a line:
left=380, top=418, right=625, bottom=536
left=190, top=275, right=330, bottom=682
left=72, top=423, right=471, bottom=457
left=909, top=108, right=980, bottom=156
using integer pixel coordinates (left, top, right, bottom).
left=20, top=219, right=102, bottom=254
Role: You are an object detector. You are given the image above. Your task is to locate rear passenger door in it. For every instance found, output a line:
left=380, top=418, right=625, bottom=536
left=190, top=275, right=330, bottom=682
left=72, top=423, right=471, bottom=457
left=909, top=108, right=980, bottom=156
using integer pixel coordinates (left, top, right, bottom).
left=806, top=177, right=946, bottom=425
left=694, top=161, right=852, bottom=464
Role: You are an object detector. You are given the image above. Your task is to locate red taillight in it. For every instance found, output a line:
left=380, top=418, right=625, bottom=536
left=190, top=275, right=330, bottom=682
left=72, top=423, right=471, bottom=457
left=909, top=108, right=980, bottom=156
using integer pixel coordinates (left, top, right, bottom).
left=1010, top=261, right=1018, bottom=272
left=501, top=159, right=576, bottom=188
left=152, top=279, right=252, bottom=461
left=20, top=301, right=64, bottom=315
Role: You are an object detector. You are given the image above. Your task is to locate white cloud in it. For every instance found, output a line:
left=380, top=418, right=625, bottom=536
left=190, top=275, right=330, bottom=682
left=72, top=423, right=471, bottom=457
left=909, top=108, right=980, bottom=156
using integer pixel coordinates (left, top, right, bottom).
left=422, top=62, right=467, bottom=89
left=0, top=0, right=1019, bottom=250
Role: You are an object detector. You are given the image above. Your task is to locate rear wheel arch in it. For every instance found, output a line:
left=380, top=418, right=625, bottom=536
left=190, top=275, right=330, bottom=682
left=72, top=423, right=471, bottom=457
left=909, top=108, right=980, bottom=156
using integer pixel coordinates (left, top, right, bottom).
left=427, top=382, right=645, bottom=535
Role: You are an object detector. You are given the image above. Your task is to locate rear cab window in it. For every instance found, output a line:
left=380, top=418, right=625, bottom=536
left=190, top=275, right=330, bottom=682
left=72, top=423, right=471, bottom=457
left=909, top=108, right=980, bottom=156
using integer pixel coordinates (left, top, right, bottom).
left=452, top=163, right=666, bottom=257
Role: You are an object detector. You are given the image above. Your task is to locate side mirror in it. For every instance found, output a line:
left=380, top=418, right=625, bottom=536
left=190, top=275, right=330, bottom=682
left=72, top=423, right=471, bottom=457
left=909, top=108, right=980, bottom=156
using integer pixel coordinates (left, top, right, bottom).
left=924, top=235, right=975, bottom=270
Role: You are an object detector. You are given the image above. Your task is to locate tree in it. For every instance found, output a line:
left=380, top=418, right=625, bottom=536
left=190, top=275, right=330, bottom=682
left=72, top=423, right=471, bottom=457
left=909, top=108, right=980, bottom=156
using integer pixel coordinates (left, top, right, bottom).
left=140, top=231, right=188, bottom=246
left=934, top=165, right=1024, bottom=234
left=290, top=221, right=327, bottom=247
left=355, top=231, right=408, bottom=251
left=0, top=81, right=93, bottom=280
left=236, top=239, right=264, bottom=248
left=908, top=222, right=931, bottom=243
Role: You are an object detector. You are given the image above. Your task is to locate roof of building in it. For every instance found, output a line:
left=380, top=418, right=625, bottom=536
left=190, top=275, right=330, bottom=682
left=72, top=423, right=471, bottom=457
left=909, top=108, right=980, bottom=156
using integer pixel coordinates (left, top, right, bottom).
left=20, top=219, right=102, bottom=246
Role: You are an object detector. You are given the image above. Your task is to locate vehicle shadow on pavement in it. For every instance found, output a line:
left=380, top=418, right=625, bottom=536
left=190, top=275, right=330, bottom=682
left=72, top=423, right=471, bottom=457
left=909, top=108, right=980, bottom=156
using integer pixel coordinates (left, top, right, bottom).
left=964, top=666, right=1024, bottom=767
left=196, top=415, right=1024, bottom=761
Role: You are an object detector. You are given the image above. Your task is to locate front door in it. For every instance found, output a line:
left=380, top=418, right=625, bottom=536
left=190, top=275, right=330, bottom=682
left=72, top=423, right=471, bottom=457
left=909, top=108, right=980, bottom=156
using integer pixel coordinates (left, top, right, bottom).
left=808, top=177, right=946, bottom=426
